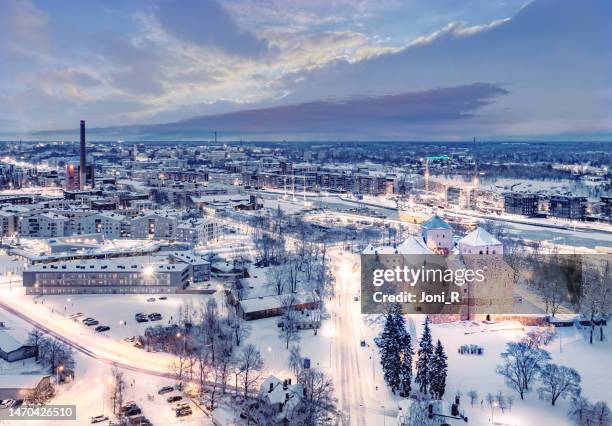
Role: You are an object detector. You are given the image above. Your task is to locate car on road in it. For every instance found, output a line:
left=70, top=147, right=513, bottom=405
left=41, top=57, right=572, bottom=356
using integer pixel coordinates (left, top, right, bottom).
left=95, top=325, right=111, bottom=332
left=159, top=296, right=167, bottom=300
left=90, top=414, right=109, bottom=423
left=167, top=395, right=182, bottom=403
left=146, top=298, right=155, bottom=302
left=0, top=399, right=15, bottom=409
left=360, top=340, right=367, bottom=347
left=158, top=386, right=174, bottom=395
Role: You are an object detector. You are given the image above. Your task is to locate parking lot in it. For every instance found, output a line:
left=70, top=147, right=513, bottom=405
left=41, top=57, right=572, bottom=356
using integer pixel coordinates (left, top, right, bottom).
left=33, top=294, right=214, bottom=341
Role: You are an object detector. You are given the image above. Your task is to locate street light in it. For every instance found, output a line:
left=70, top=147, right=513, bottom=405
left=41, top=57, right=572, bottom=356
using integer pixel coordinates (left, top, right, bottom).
left=56, top=365, right=64, bottom=383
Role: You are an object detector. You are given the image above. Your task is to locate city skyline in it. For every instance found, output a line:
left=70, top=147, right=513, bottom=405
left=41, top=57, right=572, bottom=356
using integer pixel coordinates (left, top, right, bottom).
left=0, top=0, right=611, bottom=141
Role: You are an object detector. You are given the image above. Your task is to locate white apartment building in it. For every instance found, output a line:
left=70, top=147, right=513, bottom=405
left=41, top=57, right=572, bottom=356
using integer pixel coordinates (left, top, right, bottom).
left=19, top=213, right=68, bottom=238
left=130, top=210, right=180, bottom=240
left=175, top=218, right=220, bottom=245
left=77, top=212, right=128, bottom=239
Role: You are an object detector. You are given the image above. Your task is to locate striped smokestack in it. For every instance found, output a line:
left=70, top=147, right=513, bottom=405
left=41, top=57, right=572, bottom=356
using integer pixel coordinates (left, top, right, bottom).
left=79, top=120, right=86, bottom=190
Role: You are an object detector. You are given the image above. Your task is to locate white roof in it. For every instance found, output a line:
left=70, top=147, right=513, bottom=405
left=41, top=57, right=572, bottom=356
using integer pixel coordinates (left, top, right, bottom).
left=459, top=227, right=502, bottom=247
left=0, top=374, right=47, bottom=389
left=26, top=259, right=188, bottom=273
left=0, top=331, right=25, bottom=353
left=239, top=293, right=315, bottom=314
left=397, top=236, right=434, bottom=255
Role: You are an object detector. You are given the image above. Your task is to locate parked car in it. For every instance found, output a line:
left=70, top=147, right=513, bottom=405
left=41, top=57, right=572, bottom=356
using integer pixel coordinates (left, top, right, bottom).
left=148, top=313, right=162, bottom=321
left=90, top=414, right=109, bottom=423
left=135, top=316, right=149, bottom=323
left=95, top=325, right=110, bottom=332
left=158, top=386, right=174, bottom=395
left=0, top=399, right=15, bottom=409
left=125, top=407, right=142, bottom=417
left=128, top=415, right=152, bottom=426
left=167, top=395, right=182, bottom=403
left=176, top=407, right=192, bottom=417
left=159, top=296, right=167, bottom=300
left=146, top=298, right=155, bottom=302
left=173, top=402, right=190, bottom=410
left=82, top=317, right=95, bottom=323
left=121, top=402, right=137, bottom=412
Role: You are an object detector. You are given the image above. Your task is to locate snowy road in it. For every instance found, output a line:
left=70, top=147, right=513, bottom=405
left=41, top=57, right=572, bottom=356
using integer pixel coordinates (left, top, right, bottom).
left=329, top=251, right=398, bottom=425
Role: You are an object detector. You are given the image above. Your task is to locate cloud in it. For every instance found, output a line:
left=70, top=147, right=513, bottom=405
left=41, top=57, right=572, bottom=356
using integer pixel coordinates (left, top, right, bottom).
left=62, top=83, right=506, bottom=140
left=155, top=0, right=271, bottom=57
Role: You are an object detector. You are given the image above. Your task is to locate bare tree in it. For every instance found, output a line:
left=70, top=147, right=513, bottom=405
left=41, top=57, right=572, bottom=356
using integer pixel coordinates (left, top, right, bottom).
left=496, top=341, right=551, bottom=399
left=237, top=344, right=264, bottom=399
left=467, top=390, right=478, bottom=407
left=278, top=294, right=300, bottom=349
left=580, top=261, right=611, bottom=344
left=26, top=328, right=45, bottom=361
left=298, top=368, right=338, bottom=426
left=268, top=264, right=288, bottom=296
left=228, top=309, right=250, bottom=347
left=538, top=363, right=581, bottom=406
left=288, top=344, right=302, bottom=379
left=110, top=368, right=127, bottom=418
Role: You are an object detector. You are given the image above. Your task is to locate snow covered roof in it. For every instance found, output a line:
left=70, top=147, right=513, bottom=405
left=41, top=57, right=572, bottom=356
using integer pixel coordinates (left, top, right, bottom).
left=26, top=259, right=188, bottom=273
left=0, top=331, right=26, bottom=353
left=421, top=215, right=451, bottom=230
left=0, top=374, right=48, bottom=389
left=397, top=236, right=434, bottom=255
left=459, top=227, right=502, bottom=247
left=239, top=292, right=316, bottom=314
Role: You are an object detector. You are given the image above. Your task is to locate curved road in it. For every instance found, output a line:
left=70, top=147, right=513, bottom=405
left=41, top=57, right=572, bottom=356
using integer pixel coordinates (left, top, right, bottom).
left=0, top=297, right=176, bottom=379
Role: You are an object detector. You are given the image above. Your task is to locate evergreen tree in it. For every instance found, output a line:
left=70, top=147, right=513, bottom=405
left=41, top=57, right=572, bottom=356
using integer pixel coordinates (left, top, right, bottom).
left=430, top=339, right=448, bottom=399
left=377, top=304, right=404, bottom=393
left=415, top=317, right=434, bottom=395
left=398, top=330, right=413, bottom=397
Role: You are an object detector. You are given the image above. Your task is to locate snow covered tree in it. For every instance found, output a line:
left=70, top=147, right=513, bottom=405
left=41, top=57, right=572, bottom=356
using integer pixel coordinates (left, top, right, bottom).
left=467, top=390, right=478, bottom=407
left=415, top=317, right=434, bottom=395
left=430, top=339, right=447, bottom=399
left=237, top=344, right=263, bottom=399
left=591, top=401, right=612, bottom=426
left=568, top=396, right=593, bottom=426
left=496, top=341, right=550, bottom=399
left=580, top=261, right=611, bottom=344
left=538, top=363, right=581, bottom=406
left=398, top=330, right=413, bottom=397
left=377, top=304, right=404, bottom=393
left=298, top=368, right=338, bottom=426
left=288, top=344, right=302, bottom=379
left=26, top=328, right=45, bottom=361
left=278, top=294, right=301, bottom=349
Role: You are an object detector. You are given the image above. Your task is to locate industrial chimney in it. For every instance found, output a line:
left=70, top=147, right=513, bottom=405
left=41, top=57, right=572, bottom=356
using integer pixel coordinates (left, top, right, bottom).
left=79, top=120, right=86, bottom=190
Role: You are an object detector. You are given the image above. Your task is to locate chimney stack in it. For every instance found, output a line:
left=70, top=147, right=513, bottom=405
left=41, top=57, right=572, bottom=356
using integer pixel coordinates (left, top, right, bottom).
left=79, top=120, right=86, bottom=190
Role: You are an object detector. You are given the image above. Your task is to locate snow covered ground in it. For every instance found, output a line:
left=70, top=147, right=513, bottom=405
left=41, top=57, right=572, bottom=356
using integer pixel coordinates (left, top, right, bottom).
left=29, top=293, right=213, bottom=341
left=0, top=303, right=210, bottom=426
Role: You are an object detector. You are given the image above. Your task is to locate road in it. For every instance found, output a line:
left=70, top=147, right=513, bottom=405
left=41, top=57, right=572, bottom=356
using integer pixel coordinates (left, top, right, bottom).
left=329, top=251, right=398, bottom=425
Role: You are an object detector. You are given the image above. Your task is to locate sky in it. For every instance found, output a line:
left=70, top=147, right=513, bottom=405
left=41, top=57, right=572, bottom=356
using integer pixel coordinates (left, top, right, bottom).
left=0, top=0, right=610, bottom=141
